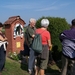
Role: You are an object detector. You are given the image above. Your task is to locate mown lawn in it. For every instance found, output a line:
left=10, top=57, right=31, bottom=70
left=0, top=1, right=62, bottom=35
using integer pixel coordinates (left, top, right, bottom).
left=2, top=57, right=29, bottom=75
left=2, top=57, right=61, bottom=75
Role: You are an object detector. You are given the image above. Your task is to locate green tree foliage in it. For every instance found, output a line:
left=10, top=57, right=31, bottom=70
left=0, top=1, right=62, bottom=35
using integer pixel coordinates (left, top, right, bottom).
left=36, top=17, right=70, bottom=60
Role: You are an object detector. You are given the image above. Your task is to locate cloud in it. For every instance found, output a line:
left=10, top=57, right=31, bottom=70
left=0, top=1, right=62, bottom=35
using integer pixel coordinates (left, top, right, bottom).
left=36, top=6, right=58, bottom=11
left=2, top=4, right=36, bottom=10
left=1, top=1, right=70, bottom=11
left=60, top=3, right=70, bottom=7
left=51, top=0, right=58, bottom=6
left=35, top=1, right=59, bottom=11
left=35, top=2, right=70, bottom=11
left=0, top=0, right=59, bottom=11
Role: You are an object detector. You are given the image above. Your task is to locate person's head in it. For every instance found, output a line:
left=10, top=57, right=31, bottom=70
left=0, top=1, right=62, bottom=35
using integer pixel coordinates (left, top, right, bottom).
left=29, top=18, right=36, bottom=27
left=0, top=22, right=3, bottom=31
left=41, top=19, right=49, bottom=28
left=71, top=19, right=75, bottom=26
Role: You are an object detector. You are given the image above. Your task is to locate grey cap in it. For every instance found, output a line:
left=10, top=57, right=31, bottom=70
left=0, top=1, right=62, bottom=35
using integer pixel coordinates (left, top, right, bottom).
left=41, top=19, right=49, bottom=27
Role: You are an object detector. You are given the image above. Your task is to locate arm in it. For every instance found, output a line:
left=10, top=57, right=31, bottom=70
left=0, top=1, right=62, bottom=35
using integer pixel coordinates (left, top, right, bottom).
left=0, top=35, right=7, bottom=41
left=48, top=40, right=52, bottom=50
left=28, top=27, right=35, bottom=38
left=47, top=31, right=52, bottom=50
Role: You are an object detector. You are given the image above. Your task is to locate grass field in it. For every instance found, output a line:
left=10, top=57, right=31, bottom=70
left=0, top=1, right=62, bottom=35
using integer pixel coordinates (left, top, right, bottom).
left=2, top=57, right=61, bottom=75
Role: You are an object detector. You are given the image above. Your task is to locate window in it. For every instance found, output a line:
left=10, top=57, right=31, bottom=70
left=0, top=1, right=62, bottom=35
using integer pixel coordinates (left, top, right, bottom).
left=13, top=24, right=24, bottom=38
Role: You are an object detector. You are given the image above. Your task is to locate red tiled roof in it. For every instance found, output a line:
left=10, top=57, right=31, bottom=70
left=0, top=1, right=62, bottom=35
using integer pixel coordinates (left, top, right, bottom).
left=4, top=16, right=25, bottom=25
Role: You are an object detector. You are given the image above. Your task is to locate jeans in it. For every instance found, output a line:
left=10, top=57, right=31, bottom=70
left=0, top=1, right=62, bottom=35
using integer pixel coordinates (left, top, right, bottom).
left=0, top=45, right=6, bottom=72
left=61, top=55, right=75, bottom=75
left=28, top=48, right=36, bottom=72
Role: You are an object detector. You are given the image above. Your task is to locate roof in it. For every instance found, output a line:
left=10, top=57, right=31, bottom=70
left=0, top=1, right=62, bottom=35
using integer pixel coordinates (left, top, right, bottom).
left=4, top=16, right=26, bottom=25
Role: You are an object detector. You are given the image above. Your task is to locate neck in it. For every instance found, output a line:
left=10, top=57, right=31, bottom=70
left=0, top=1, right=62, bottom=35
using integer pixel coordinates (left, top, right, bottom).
left=41, top=27, right=47, bottom=30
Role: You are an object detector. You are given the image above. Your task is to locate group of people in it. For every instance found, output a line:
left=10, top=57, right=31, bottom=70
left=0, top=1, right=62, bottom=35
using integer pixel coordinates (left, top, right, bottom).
left=25, top=18, right=52, bottom=75
left=25, top=18, right=75, bottom=75
left=0, top=18, right=75, bottom=75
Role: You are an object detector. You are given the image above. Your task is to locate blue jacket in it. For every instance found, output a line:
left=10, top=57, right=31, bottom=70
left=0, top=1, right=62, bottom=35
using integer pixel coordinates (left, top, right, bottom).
left=59, top=28, right=75, bottom=59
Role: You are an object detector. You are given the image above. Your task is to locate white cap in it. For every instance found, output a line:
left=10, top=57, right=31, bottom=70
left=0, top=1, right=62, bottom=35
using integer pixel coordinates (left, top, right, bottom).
left=41, top=19, right=49, bottom=27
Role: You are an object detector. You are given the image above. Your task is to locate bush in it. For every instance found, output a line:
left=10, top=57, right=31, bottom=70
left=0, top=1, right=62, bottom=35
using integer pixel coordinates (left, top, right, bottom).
left=8, top=52, right=21, bottom=61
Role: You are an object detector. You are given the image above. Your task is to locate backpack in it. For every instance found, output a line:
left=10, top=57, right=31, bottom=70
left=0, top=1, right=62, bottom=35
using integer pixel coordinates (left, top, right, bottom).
left=31, top=33, right=42, bottom=53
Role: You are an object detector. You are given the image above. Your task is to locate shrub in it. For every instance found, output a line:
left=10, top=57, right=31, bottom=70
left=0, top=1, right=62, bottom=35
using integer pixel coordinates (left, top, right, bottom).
left=8, top=52, right=21, bottom=61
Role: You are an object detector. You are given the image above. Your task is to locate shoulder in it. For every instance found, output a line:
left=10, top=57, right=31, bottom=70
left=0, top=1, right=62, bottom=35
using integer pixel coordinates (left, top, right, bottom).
left=27, top=25, right=34, bottom=31
left=36, top=28, right=41, bottom=31
left=26, top=25, right=30, bottom=29
left=25, top=25, right=30, bottom=32
left=45, top=30, right=50, bottom=34
left=61, top=30, right=70, bottom=35
left=63, top=29, right=71, bottom=33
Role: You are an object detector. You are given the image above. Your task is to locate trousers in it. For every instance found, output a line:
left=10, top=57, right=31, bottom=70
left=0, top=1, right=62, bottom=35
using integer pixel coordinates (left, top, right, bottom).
left=0, top=45, right=6, bottom=72
left=28, top=48, right=36, bottom=71
left=61, top=55, right=75, bottom=75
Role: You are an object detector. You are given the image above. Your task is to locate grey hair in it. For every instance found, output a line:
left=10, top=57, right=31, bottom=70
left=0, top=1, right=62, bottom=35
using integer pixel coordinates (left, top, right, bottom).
left=41, top=19, right=49, bottom=27
left=29, top=18, right=36, bottom=23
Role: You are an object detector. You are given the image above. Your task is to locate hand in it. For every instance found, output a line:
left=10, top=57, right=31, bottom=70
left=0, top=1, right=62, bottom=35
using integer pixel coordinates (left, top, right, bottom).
left=50, top=45, right=52, bottom=50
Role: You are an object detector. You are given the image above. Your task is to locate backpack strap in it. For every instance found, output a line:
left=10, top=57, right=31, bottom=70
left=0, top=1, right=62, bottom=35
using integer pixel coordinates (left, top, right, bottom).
left=0, top=33, right=5, bottom=38
left=36, top=30, right=46, bottom=35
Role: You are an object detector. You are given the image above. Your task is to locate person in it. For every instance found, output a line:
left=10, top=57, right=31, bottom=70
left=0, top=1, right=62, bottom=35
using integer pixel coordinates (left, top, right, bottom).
left=35, top=19, right=52, bottom=75
left=59, top=19, right=75, bottom=75
left=25, top=18, right=36, bottom=75
left=0, top=22, right=8, bottom=75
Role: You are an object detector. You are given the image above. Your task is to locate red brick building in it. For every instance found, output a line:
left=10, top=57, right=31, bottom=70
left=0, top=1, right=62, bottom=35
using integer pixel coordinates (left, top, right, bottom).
left=4, top=16, right=26, bottom=54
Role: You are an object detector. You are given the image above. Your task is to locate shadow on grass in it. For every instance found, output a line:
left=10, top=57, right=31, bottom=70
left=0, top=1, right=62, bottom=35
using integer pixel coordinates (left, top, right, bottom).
left=20, top=56, right=29, bottom=73
left=20, top=61, right=28, bottom=72
left=20, top=64, right=61, bottom=75
left=20, top=59, right=61, bottom=75
left=56, top=60, right=62, bottom=70
left=46, top=66, right=61, bottom=75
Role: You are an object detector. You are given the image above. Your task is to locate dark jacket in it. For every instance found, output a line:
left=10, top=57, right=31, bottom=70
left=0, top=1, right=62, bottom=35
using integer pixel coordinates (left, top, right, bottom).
left=25, top=25, right=35, bottom=47
left=59, top=28, right=75, bottom=59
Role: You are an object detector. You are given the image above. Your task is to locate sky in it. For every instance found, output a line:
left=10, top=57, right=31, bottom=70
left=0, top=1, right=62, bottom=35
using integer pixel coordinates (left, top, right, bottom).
left=0, top=0, right=75, bottom=25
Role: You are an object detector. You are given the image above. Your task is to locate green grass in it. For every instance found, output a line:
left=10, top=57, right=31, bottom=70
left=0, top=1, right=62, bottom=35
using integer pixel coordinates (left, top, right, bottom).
left=2, top=57, right=61, bottom=75
left=2, top=57, right=29, bottom=75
